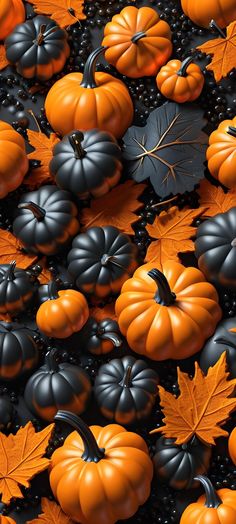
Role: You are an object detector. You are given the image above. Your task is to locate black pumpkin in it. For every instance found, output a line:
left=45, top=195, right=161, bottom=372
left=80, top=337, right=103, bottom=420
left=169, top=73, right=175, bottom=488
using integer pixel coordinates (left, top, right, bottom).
left=200, top=317, right=236, bottom=378
left=153, top=436, right=211, bottom=490
left=67, top=226, right=138, bottom=298
left=5, top=15, right=70, bottom=81
left=0, top=397, right=15, bottom=430
left=78, top=317, right=122, bottom=355
left=94, top=355, right=159, bottom=425
left=0, top=322, right=38, bottom=380
left=0, top=261, right=35, bottom=314
left=49, top=129, right=122, bottom=199
left=13, top=185, right=79, bottom=255
left=24, top=349, right=92, bottom=422
left=195, top=207, right=236, bottom=289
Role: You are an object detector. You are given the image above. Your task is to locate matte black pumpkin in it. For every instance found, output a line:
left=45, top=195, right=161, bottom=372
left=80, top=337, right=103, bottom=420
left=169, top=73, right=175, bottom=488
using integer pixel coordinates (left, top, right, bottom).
left=0, top=322, right=38, bottom=380
left=5, top=15, right=70, bottom=81
left=24, top=349, right=91, bottom=422
left=195, top=207, right=236, bottom=289
left=0, top=261, right=35, bottom=314
left=0, top=397, right=15, bottom=430
left=94, top=355, right=159, bottom=425
left=49, top=129, right=122, bottom=199
left=77, top=317, right=122, bottom=355
left=153, top=436, right=211, bottom=490
left=13, top=185, right=79, bottom=255
left=200, top=317, right=236, bottom=379
left=67, top=226, right=138, bottom=298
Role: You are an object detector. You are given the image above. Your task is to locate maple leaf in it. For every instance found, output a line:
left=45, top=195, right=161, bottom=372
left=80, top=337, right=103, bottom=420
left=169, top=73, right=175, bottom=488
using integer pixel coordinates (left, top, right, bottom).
left=90, top=301, right=117, bottom=322
left=0, top=422, right=54, bottom=504
left=27, top=498, right=73, bottom=524
left=197, top=179, right=236, bottom=217
left=0, top=229, right=37, bottom=269
left=0, top=46, right=9, bottom=71
left=151, top=353, right=236, bottom=445
left=145, top=206, right=205, bottom=267
left=25, top=129, right=60, bottom=189
left=26, top=0, right=86, bottom=28
left=197, top=21, right=236, bottom=82
left=80, top=180, right=146, bottom=235
left=0, top=313, right=12, bottom=322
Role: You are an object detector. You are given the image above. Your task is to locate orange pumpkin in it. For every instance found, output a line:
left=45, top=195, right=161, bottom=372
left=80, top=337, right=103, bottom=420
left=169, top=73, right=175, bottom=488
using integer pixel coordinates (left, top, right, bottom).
left=36, top=282, right=89, bottom=339
left=181, top=0, right=236, bottom=28
left=45, top=46, right=134, bottom=139
left=102, top=6, right=172, bottom=78
left=50, top=410, right=153, bottom=524
left=180, top=475, right=236, bottom=523
left=115, top=261, right=222, bottom=360
left=0, top=517, right=16, bottom=524
left=228, top=427, right=236, bottom=465
left=0, top=0, right=25, bottom=41
left=0, top=121, right=28, bottom=199
left=156, top=57, right=204, bottom=103
left=207, top=117, right=236, bottom=189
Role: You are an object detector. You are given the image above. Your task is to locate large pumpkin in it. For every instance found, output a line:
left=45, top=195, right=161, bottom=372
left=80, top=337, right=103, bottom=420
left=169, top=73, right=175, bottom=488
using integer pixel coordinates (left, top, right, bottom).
left=0, top=0, right=25, bottom=41
left=50, top=410, right=153, bottom=524
left=156, top=57, right=204, bottom=103
left=181, top=0, right=236, bottom=28
left=115, top=261, right=222, bottom=360
left=102, top=6, right=172, bottom=78
left=0, top=121, right=28, bottom=199
left=45, top=46, right=134, bottom=138
left=0, top=322, right=38, bottom=380
left=207, top=117, right=236, bottom=189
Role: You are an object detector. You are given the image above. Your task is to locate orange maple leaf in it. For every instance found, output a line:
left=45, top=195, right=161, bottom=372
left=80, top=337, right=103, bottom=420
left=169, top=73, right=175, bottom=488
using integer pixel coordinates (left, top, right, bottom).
left=27, top=498, right=73, bottom=524
left=151, top=353, right=236, bottom=446
left=145, top=206, right=205, bottom=267
left=0, top=45, right=9, bottom=71
left=80, top=180, right=146, bottom=235
left=0, top=422, right=54, bottom=504
left=26, top=0, right=86, bottom=28
left=37, top=257, right=52, bottom=284
left=25, top=129, right=60, bottom=189
left=197, top=21, right=236, bottom=82
left=197, top=178, right=236, bottom=217
left=0, top=229, right=37, bottom=269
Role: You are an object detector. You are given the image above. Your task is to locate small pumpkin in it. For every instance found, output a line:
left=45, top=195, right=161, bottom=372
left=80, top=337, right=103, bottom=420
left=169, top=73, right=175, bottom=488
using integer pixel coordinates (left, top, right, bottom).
left=0, top=322, right=38, bottom=380
left=0, top=517, right=16, bottom=524
left=0, top=397, right=15, bottom=430
left=24, top=349, right=91, bottom=422
left=13, top=185, right=79, bottom=255
left=206, top=117, right=236, bottom=189
left=181, top=0, right=236, bottom=28
left=94, top=356, right=159, bottom=425
left=180, top=475, right=236, bottom=523
left=36, top=281, right=89, bottom=339
left=115, top=261, right=222, bottom=360
left=49, top=129, right=122, bottom=199
left=0, top=261, right=36, bottom=315
left=0, top=0, right=25, bottom=41
left=153, top=436, right=211, bottom=490
left=200, top=317, right=236, bottom=379
left=195, top=207, right=236, bottom=289
left=45, top=46, right=134, bottom=138
left=67, top=226, right=138, bottom=298
left=102, top=6, right=172, bottom=78
left=78, top=317, right=122, bottom=355
left=156, top=57, right=204, bottom=103
left=228, top=427, right=236, bottom=465
left=0, top=121, right=28, bottom=199
left=50, top=410, right=153, bottom=524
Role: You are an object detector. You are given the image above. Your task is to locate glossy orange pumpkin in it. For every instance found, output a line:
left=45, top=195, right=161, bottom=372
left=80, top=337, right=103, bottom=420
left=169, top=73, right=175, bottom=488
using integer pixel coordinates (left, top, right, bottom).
left=156, top=57, right=204, bottom=103
left=228, top=427, right=236, bottom=465
left=181, top=0, right=236, bottom=28
left=36, top=282, right=89, bottom=339
left=180, top=475, right=236, bottom=523
left=115, top=261, right=222, bottom=360
left=0, top=517, right=16, bottom=524
left=102, top=6, right=172, bottom=78
left=50, top=410, right=153, bottom=524
left=0, top=121, right=28, bottom=199
left=45, top=46, right=133, bottom=138
left=0, top=0, right=25, bottom=40
left=207, top=117, right=236, bottom=189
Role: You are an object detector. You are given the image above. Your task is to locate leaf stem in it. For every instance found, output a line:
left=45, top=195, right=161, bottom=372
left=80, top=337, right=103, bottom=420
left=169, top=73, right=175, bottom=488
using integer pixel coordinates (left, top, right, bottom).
left=209, top=20, right=226, bottom=38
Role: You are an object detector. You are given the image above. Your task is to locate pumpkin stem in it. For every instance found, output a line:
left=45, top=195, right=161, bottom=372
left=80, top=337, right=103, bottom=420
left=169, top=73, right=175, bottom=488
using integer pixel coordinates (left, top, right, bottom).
left=215, top=337, right=236, bottom=350
left=96, top=323, right=122, bottom=347
left=5, top=261, right=16, bottom=281
left=120, top=366, right=132, bottom=388
left=55, top=410, right=105, bottom=462
left=69, top=132, right=86, bottom=159
left=18, top=201, right=46, bottom=221
left=131, top=31, right=147, bottom=44
left=227, top=126, right=236, bottom=138
left=147, top=269, right=176, bottom=306
left=45, top=349, right=59, bottom=372
left=194, top=476, right=222, bottom=508
left=48, top=281, right=59, bottom=300
left=80, top=46, right=107, bottom=89
left=36, top=24, right=58, bottom=46
left=177, top=56, right=194, bottom=76
left=209, top=20, right=226, bottom=38
left=100, top=255, right=126, bottom=272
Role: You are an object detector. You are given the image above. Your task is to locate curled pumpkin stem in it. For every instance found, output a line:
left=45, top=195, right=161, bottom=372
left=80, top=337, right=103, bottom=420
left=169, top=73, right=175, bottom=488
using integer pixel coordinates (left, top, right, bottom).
left=120, top=366, right=132, bottom=388
left=194, top=475, right=222, bottom=508
left=44, top=348, right=59, bottom=372
left=148, top=269, right=176, bottom=306
left=18, top=201, right=46, bottom=221
left=69, top=132, right=86, bottom=159
left=5, top=260, right=16, bottom=281
left=80, top=46, right=107, bottom=89
left=131, top=31, right=147, bottom=44
left=177, top=56, right=194, bottom=76
left=227, top=126, right=236, bottom=138
left=48, top=281, right=59, bottom=301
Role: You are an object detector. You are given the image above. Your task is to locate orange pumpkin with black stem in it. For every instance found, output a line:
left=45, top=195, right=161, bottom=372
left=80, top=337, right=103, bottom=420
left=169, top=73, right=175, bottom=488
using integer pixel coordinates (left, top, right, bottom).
left=115, top=261, right=222, bottom=360
left=0, top=121, right=28, bottom=199
left=50, top=410, right=153, bottom=524
left=45, top=46, right=134, bottom=138
left=228, top=427, right=236, bottom=465
left=207, top=117, right=236, bottom=189
left=102, top=6, right=172, bottom=78
left=156, top=57, right=204, bottom=103
left=0, top=0, right=25, bottom=40
left=181, top=0, right=236, bottom=28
